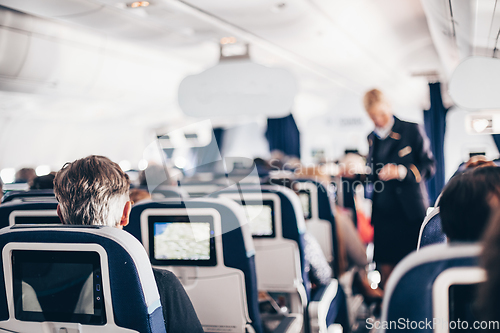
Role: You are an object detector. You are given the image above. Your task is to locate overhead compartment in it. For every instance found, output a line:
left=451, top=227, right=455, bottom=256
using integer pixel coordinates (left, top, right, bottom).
left=0, top=7, right=193, bottom=102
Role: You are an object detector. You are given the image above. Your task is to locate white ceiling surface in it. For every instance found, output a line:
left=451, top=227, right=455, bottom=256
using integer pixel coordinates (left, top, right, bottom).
left=420, top=0, right=500, bottom=77
left=0, top=0, right=443, bottom=169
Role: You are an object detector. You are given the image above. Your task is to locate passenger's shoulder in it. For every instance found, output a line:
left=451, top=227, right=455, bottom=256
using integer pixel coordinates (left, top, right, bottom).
left=153, top=267, right=181, bottom=284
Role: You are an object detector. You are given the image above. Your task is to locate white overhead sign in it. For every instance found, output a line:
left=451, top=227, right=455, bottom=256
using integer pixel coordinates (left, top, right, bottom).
left=178, top=60, right=298, bottom=118
left=449, top=57, right=500, bottom=109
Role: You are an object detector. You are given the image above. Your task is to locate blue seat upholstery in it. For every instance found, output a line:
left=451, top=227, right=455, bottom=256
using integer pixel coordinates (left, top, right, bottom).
left=417, top=207, right=446, bottom=250
left=126, top=198, right=262, bottom=333
left=381, top=243, right=483, bottom=333
left=296, top=179, right=340, bottom=278
left=212, top=185, right=349, bottom=333
left=0, top=201, right=59, bottom=228
left=1, top=189, right=55, bottom=203
left=0, top=225, right=165, bottom=333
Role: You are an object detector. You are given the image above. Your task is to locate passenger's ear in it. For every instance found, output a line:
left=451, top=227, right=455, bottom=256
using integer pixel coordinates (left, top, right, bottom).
left=56, top=204, right=65, bottom=224
left=119, top=201, right=132, bottom=228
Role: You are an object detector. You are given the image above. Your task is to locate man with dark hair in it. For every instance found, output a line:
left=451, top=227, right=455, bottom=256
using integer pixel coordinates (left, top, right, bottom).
left=439, top=166, right=500, bottom=242
left=30, top=173, right=55, bottom=190
left=54, top=155, right=204, bottom=333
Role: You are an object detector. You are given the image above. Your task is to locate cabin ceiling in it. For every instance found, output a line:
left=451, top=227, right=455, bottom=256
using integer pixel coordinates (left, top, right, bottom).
left=0, top=0, right=441, bottom=107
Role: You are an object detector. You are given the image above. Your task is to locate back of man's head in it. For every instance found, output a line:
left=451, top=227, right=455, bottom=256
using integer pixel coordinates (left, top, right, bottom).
left=54, top=155, right=130, bottom=227
left=440, top=166, right=500, bottom=242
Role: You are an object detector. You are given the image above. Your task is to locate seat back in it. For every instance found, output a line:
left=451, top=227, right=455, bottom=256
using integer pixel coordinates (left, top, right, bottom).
left=1, top=189, right=55, bottom=203
left=295, top=180, right=335, bottom=266
left=0, top=225, right=165, bottom=333
left=417, top=207, right=447, bottom=250
left=212, top=185, right=309, bottom=308
left=126, top=198, right=262, bottom=333
left=0, top=201, right=60, bottom=228
left=381, top=243, right=484, bottom=333
left=295, top=179, right=340, bottom=277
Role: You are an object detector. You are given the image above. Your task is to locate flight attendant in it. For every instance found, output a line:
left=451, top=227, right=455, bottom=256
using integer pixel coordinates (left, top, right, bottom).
left=362, top=89, right=435, bottom=288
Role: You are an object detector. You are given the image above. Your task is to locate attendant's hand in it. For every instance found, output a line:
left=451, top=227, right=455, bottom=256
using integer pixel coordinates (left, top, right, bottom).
left=378, top=164, right=400, bottom=181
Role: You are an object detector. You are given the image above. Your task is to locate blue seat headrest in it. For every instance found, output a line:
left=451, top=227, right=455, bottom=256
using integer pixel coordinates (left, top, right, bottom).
left=1, top=190, right=55, bottom=203
left=382, top=243, right=481, bottom=333
left=126, top=199, right=262, bottom=333
left=418, top=207, right=446, bottom=249
left=0, top=225, right=165, bottom=333
left=0, top=201, right=58, bottom=228
left=296, top=179, right=340, bottom=277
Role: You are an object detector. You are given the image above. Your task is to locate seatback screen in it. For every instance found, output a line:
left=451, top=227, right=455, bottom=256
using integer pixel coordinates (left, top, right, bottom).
left=148, top=215, right=216, bottom=266
left=14, top=216, right=62, bottom=225
left=238, top=200, right=275, bottom=238
left=449, top=283, right=480, bottom=332
left=12, top=250, right=105, bottom=325
left=298, top=191, right=312, bottom=220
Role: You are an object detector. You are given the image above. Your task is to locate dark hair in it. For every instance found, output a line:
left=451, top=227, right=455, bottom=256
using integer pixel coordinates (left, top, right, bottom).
left=30, top=174, right=55, bottom=190
left=440, top=166, right=500, bottom=242
left=476, top=208, right=500, bottom=330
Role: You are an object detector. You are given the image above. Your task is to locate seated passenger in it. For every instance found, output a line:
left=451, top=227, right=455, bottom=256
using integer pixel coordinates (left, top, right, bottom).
left=477, top=209, right=500, bottom=331
left=440, top=166, right=500, bottom=242
left=53, top=155, right=203, bottom=333
left=129, top=188, right=152, bottom=204
left=30, top=173, right=55, bottom=190
left=15, top=167, right=36, bottom=184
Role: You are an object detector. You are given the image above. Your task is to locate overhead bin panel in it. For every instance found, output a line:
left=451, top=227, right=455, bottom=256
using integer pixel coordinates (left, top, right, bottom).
left=0, top=7, right=192, bottom=102
left=0, top=0, right=103, bottom=17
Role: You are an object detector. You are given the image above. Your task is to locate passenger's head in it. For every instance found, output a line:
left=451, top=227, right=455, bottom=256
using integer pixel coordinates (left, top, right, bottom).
left=464, top=155, right=496, bottom=170
left=30, top=173, right=55, bottom=190
left=129, top=188, right=151, bottom=204
left=440, top=166, right=500, bottom=242
left=54, top=155, right=131, bottom=228
left=15, top=168, right=36, bottom=184
left=363, top=89, right=393, bottom=128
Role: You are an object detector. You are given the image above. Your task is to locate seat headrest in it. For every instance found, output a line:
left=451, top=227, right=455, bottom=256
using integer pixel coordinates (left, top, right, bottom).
left=1, top=190, right=55, bottom=203
left=0, top=225, right=164, bottom=333
left=417, top=207, right=446, bottom=250
left=0, top=201, right=59, bottom=228
left=382, top=243, right=481, bottom=332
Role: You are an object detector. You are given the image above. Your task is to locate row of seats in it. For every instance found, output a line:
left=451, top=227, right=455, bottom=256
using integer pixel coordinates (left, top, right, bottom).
left=0, top=183, right=348, bottom=333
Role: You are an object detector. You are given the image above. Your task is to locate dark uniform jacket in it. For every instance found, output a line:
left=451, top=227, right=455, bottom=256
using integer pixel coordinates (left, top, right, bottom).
left=366, top=116, right=436, bottom=263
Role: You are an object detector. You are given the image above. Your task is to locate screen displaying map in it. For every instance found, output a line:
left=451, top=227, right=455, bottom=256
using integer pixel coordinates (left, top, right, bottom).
left=154, top=222, right=211, bottom=260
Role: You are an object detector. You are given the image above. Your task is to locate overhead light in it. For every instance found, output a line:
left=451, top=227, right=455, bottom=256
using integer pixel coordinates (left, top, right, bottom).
left=0, top=168, right=15, bottom=184
left=129, top=1, right=149, bottom=8
left=119, top=160, right=132, bottom=172
left=35, top=165, right=51, bottom=177
left=471, top=118, right=490, bottom=133
left=220, top=37, right=237, bottom=45
left=174, top=156, right=187, bottom=169
left=138, top=159, right=149, bottom=171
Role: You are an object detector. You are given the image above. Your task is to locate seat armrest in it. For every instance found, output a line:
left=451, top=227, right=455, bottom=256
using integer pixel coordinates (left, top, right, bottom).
left=308, top=280, right=339, bottom=333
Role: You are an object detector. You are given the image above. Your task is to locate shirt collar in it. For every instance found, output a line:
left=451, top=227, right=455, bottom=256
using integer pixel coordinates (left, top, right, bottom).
left=374, top=116, right=395, bottom=140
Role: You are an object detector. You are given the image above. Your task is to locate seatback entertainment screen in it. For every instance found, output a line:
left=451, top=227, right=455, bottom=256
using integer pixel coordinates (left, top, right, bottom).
left=148, top=215, right=216, bottom=266
left=12, top=250, right=105, bottom=325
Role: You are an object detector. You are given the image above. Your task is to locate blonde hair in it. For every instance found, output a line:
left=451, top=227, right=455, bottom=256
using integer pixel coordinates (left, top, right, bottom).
left=363, top=89, right=386, bottom=110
